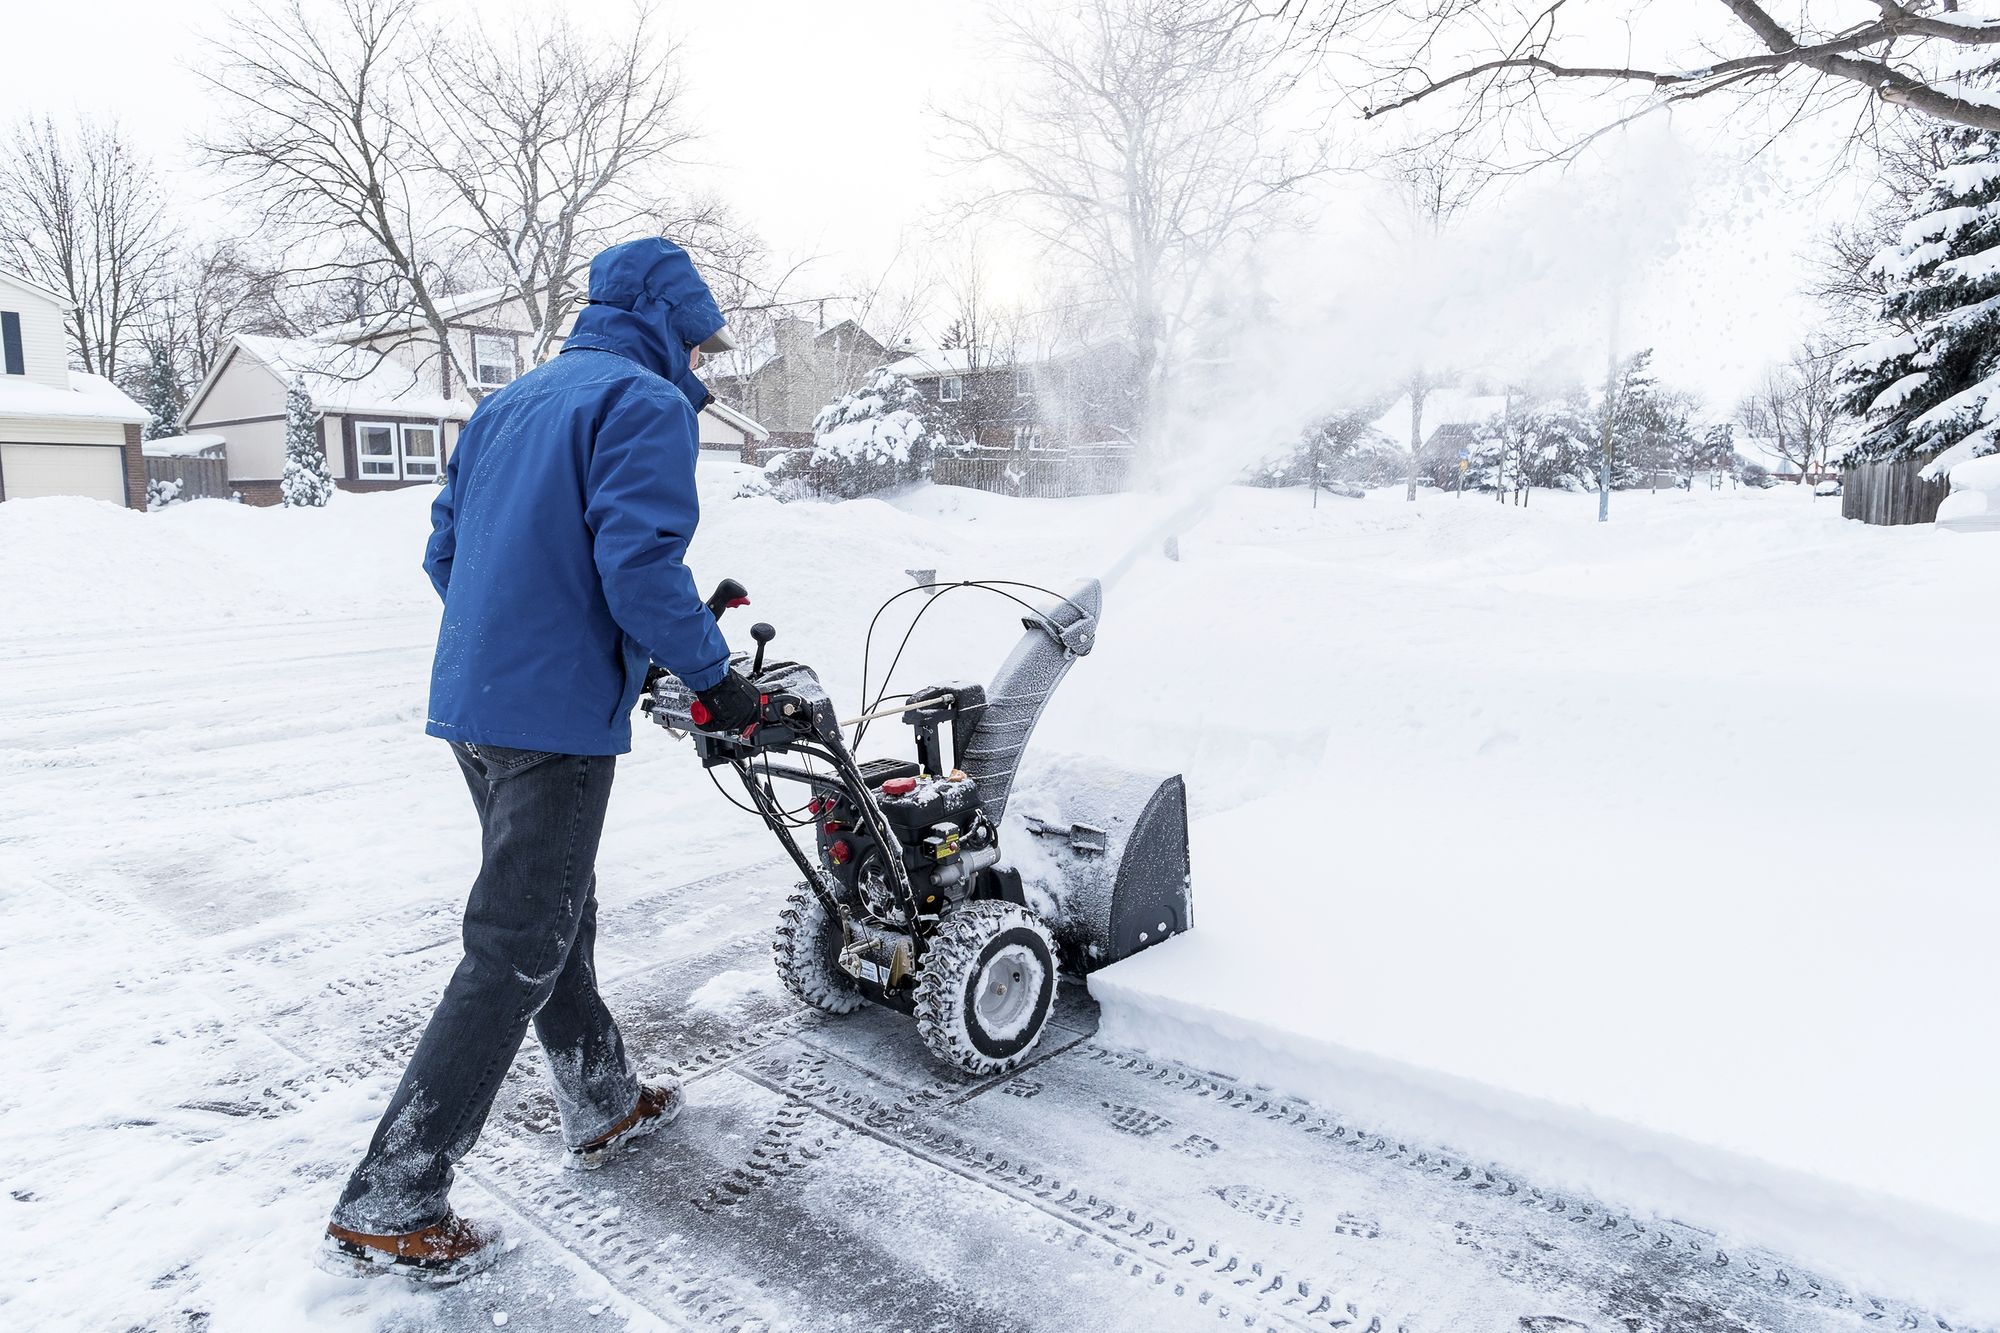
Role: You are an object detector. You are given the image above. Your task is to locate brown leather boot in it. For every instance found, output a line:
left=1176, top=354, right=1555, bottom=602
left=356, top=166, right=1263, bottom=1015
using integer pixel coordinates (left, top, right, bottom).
left=318, top=1212, right=503, bottom=1285
left=567, top=1080, right=685, bottom=1170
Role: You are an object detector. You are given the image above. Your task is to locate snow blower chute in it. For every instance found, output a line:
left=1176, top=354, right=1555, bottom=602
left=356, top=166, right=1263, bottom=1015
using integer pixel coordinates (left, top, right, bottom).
left=642, top=577, right=1191, bottom=1075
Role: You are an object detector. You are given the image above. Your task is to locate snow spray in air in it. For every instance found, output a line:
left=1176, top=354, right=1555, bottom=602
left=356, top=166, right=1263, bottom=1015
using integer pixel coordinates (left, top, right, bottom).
left=1094, top=128, right=1709, bottom=583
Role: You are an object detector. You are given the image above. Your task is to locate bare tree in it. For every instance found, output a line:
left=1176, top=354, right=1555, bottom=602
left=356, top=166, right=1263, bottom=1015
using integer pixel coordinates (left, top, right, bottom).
left=1737, top=338, right=1848, bottom=480
left=1379, top=143, right=1488, bottom=498
left=137, top=238, right=295, bottom=404
left=201, top=0, right=471, bottom=392
left=414, top=6, right=697, bottom=364
left=1807, top=114, right=1951, bottom=338
left=0, top=115, right=173, bottom=380
left=941, top=0, right=1329, bottom=459
left=1273, top=1, right=2000, bottom=158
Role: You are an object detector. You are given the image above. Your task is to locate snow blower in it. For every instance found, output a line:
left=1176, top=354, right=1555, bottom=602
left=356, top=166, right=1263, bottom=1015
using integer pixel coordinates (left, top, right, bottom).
left=642, top=577, right=1192, bottom=1075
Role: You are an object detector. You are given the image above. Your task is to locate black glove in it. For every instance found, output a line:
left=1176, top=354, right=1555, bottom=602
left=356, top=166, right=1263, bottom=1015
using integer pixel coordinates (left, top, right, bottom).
left=693, top=669, right=761, bottom=732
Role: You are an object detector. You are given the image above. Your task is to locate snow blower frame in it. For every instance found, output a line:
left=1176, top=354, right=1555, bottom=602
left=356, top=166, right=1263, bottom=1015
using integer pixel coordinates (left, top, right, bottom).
left=642, top=576, right=1192, bottom=1075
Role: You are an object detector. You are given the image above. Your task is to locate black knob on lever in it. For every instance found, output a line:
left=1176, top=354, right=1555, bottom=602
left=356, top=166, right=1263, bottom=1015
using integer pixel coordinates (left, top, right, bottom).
left=749, top=622, right=776, bottom=675
left=705, top=578, right=749, bottom=621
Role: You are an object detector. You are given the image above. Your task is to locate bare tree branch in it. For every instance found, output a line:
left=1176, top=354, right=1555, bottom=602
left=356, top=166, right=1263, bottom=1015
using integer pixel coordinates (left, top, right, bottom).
left=941, top=0, right=1332, bottom=458
left=1276, top=0, right=2000, bottom=160
left=200, top=0, right=474, bottom=395
left=0, top=115, right=174, bottom=379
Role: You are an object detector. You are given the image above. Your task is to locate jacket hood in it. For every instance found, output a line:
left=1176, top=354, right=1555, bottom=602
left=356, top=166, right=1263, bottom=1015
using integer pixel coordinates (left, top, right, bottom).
left=561, top=238, right=725, bottom=410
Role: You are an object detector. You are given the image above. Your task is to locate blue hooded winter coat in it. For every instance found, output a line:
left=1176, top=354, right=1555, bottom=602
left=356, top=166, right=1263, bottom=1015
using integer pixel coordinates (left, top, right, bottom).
left=421, top=239, right=733, bottom=756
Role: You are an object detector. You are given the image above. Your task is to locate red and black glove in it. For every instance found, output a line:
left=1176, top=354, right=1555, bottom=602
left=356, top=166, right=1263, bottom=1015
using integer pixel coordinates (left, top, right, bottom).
left=692, top=669, right=761, bottom=732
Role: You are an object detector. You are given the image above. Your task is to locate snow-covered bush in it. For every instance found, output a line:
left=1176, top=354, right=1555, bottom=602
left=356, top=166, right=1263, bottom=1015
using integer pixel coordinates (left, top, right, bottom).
left=1740, top=461, right=1776, bottom=489
left=1245, top=410, right=1402, bottom=492
left=279, top=373, right=333, bottom=508
left=1840, top=116, right=2000, bottom=472
left=146, top=477, right=184, bottom=511
left=765, top=369, right=962, bottom=500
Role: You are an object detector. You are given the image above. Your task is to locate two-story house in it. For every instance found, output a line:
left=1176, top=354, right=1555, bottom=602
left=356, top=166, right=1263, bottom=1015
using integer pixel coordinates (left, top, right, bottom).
left=708, top=316, right=893, bottom=450
left=183, top=287, right=766, bottom=504
left=0, top=270, right=152, bottom=509
left=888, top=340, right=1141, bottom=454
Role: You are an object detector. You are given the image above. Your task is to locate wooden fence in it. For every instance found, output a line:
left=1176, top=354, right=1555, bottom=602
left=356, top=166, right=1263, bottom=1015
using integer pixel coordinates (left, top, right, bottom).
left=933, top=449, right=1135, bottom=499
left=1841, top=459, right=1952, bottom=526
left=145, top=454, right=230, bottom=503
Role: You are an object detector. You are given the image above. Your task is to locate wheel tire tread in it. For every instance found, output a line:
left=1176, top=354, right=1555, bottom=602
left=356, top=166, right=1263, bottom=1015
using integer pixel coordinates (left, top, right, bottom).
left=912, top=900, right=1057, bottom=1076
left=772, top=883, right=863, bottom=1015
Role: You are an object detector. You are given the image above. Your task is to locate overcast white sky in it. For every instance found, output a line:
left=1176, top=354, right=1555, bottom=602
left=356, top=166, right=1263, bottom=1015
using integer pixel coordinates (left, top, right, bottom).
left=1, top=0, right=1884, bottom=407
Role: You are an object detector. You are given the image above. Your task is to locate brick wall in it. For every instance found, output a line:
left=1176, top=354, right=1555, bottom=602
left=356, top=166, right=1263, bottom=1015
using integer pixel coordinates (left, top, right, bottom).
left=122, top=425, right=148, bottom=510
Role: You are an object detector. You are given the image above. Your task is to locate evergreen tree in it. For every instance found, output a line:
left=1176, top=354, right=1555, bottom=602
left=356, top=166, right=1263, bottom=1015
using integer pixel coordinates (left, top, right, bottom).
left=766, top=368, right=958, bottom=500
left=130, top=342, right=185, bottom=441
left=1598, top=349, right=1693, bottom=488
left=1465, top=392, right=1597, bottom=495
left=280, top=373, right=334, bottom=508
left=1841, top=118, right=2000, bottom=466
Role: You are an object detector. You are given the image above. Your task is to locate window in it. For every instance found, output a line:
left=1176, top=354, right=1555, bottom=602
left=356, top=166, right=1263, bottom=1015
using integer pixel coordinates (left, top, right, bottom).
left=356, top=422, right=399, bottom=478
left=1013, top=424, right=1048, bottom=452
left=356, top=421, right=441, bottom=480
left=1014, top=366, right=1035, bottom=397
left=472, top=333, right=517, bottom=389
left=1, top=312, right=22, bottom=376
left=940, top=375, right=963, bottom=403
left=400, top=424, right=440, bottom=479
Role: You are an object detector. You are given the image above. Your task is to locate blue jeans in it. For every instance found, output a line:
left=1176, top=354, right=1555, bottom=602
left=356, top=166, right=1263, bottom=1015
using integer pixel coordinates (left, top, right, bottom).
left=331, top=743, right=642, bottom=1233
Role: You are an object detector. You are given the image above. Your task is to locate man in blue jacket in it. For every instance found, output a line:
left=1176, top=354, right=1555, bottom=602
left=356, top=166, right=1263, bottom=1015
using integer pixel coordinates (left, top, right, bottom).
left=321, top=239, right=762, bottom=1284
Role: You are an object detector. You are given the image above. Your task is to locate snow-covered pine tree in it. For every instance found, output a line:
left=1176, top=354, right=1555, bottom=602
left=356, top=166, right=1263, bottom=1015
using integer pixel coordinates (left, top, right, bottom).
left=1841, top=117, right=2000, bottom=468
left=767, top=368, right=952, bottom=500
left=1599, top=349, right=1670, bottom=489
left=130, top=343, right=185, bottom=441
left=280, top=373, right=334, bottom=508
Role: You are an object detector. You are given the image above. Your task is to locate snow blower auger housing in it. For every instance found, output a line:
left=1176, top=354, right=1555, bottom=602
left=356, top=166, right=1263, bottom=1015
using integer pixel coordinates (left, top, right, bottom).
left=641, top=576, right=1192, bottom=1076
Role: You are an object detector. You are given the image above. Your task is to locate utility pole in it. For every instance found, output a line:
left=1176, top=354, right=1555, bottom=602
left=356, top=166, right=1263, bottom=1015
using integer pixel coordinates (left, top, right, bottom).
left=1597, top=293, right=1621, bottom=523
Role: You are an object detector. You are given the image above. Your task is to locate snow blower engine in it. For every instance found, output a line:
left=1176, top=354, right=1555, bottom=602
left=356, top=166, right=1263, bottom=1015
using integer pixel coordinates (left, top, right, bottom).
left=642, top=577, right=1191, bottom=1075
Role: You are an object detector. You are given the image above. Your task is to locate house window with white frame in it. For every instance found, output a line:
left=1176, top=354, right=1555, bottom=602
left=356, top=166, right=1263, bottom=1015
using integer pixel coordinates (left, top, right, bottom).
left=472, top=333, right=517, bottom=389
left=357, top=421, right=443, bottom=480
left=400, top=423, right=441, bottom=479
left=940, top=375, right=963, bottom=403
left=1014, top=366, right=1035, bottom=397
left=356, top=422, right=400, bottom=478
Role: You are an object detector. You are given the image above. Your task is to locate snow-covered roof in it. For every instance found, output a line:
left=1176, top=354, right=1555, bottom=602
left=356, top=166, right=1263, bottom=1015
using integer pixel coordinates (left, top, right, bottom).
left=1368, top=388, right=1510, bottom=441
left=143, top=431, right=227, bottom=459
left=704, top=397, right=769, bottom=442
left=725, top=319, right=897, bottom=378
left=886, top=335, right=1114, bottom=381
left=0, top=370, right=149, bottom=425
left=316, top=286, right=530, bottom=343
left=230, top=335, right=472, bottom=419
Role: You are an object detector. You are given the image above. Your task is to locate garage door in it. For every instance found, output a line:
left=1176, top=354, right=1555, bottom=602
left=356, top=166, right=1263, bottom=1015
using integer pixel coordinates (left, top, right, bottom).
left=1, top=443, right=127, bottom=504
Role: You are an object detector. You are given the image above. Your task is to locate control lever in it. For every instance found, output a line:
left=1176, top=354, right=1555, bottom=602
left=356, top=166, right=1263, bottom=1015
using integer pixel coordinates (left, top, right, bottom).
left=749, top=622, right=776, bottom=675
left=705, top=578, right=749, bottom=620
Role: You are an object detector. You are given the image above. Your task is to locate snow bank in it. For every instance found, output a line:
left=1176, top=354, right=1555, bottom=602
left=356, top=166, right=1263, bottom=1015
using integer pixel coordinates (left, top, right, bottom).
left=1081, top=483, right=2000, bottom=1319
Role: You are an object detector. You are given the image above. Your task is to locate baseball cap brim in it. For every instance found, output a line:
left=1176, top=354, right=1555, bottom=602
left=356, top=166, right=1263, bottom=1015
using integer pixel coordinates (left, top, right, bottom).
left=697, top=325, right=736, bottom=354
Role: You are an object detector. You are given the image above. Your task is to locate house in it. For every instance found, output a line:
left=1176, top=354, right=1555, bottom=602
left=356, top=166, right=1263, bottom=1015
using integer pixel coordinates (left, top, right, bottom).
left=0, top=270, right=152, bottom=509
left=1369, top=387, right=1510, bottom=457
left=887, top=341, right=1140, bottom=453
left=709, top=316, right=892, bottom=445
left=183, top=287, right=767, bottom=503
left=181, top=334, right=474, bottom=506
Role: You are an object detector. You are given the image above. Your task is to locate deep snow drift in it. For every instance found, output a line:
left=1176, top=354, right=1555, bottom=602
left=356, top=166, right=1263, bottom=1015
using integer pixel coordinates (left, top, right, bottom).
left=2, top=468, right=1996, bottom=1325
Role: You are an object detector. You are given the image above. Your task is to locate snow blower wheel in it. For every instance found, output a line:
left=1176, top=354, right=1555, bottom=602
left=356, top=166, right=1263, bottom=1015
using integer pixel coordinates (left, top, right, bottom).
left=914, top=901, right=1058, bottom=1076
left=772, top=883, right=864, bottom=1016
left=643, top=576, right=1192, bottom=1081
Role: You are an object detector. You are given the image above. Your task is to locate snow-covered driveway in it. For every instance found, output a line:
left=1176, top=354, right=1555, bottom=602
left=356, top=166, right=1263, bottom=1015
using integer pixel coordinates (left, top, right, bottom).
left=1, top=477, right=1993, bottom=1329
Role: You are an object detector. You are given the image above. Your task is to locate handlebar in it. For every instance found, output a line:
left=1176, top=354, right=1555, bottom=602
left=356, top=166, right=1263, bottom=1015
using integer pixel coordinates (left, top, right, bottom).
left=705, top=578, right=749, bottom=621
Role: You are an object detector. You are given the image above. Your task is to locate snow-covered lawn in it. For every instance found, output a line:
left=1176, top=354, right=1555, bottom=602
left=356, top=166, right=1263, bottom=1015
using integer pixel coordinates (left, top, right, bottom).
left=2, top=469, right=1995, bottom=1325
